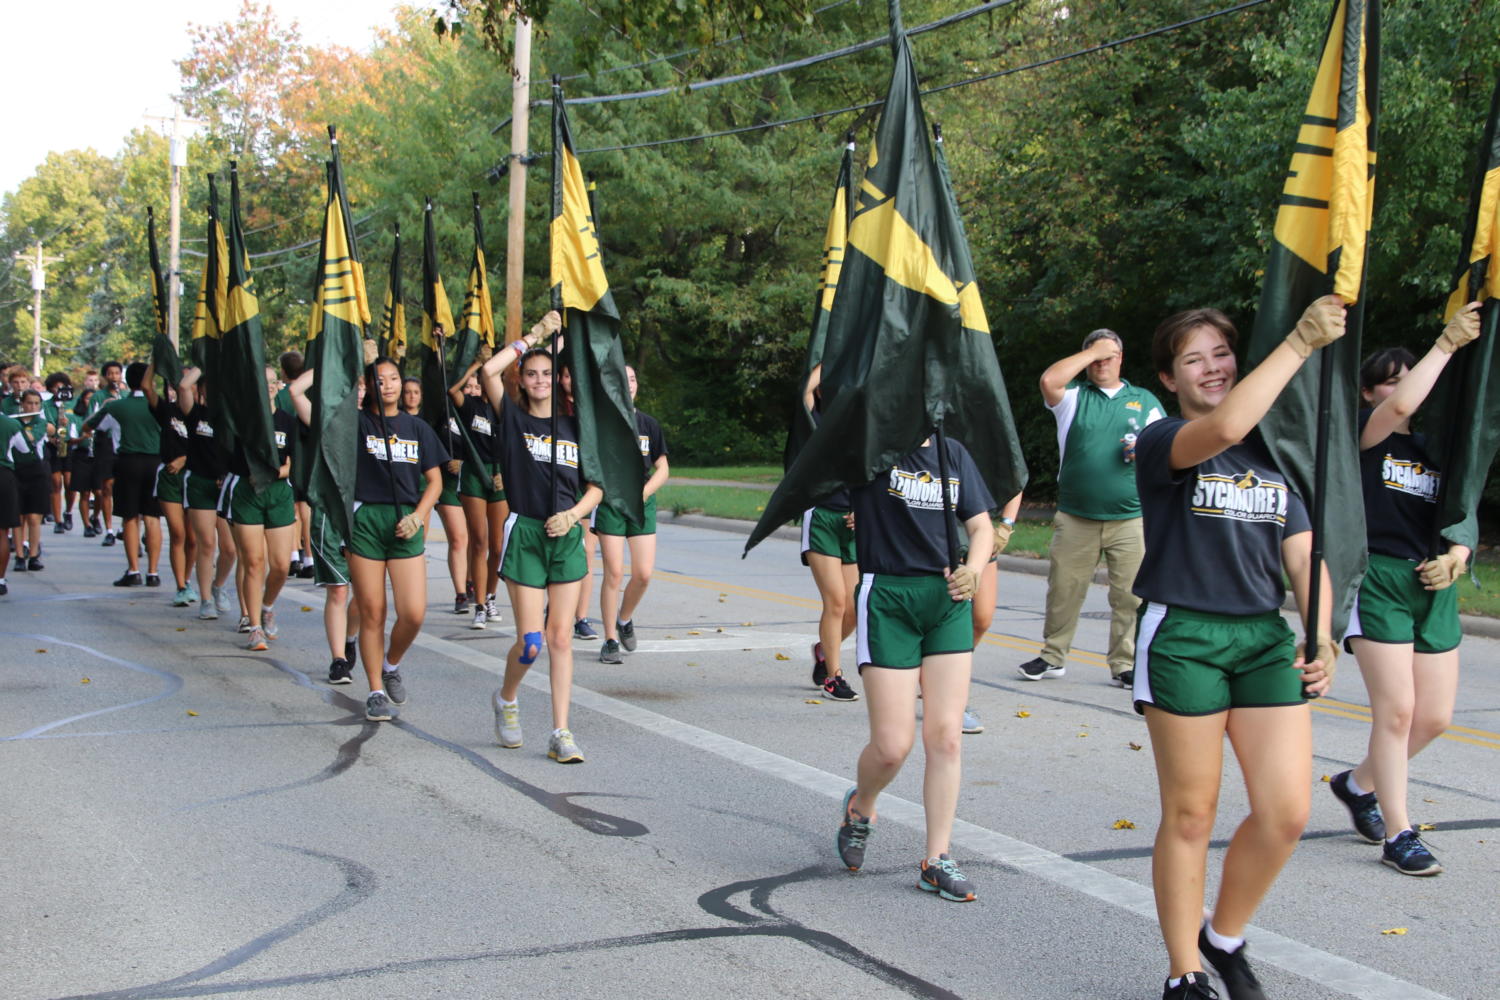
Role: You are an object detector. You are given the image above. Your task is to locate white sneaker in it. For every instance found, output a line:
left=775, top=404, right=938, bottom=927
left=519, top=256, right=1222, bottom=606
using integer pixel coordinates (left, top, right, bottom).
left=493, top=692, right=522, bottom=748
left=470, top=606, right=488, bottom=630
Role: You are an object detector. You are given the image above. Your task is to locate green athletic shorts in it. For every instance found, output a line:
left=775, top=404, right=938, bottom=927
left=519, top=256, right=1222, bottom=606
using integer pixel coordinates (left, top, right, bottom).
left=1133, top=603, right=1302, bottom=716
left=183, top=471, right=222, bottom=511
left=227, top=476, right=296, bottom=528
left=1346, top=552, right=1460, bottom=654
left=310, top=507, right=349, bottom=587
left=155, top=466, right=185, bottom=505
left=801, top=505, right=856, bottom=565
left=854, top=572, right=972, bottom=669
left=459, top=459, right=505, bottom=503
left=439, top=468, right=461, bottom=507
left=348, top=502, right=425, bottom=561
left=594, top=495, right=657, bottom=537
left=500, top=512, right=587, bottom=589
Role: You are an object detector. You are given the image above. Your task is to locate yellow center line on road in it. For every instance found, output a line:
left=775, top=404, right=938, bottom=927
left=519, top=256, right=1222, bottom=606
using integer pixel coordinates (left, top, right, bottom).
left=661, top=570, right=1500, bottom=751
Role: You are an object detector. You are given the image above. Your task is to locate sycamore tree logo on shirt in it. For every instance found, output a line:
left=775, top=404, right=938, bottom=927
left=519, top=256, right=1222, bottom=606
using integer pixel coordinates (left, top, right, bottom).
left=523, top=432, right=579, bottom=470
left=365, top=434, right=420, bottom=464
left=1381, top=455, right=1439, bottom=501
left=1191, top=470, right=1289, bottom=524
left=887, top=467, right=959, bottom=511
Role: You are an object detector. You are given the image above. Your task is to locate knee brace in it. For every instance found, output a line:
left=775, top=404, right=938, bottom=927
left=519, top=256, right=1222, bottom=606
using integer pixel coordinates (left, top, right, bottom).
left=519, top=631, right=543, bottom=665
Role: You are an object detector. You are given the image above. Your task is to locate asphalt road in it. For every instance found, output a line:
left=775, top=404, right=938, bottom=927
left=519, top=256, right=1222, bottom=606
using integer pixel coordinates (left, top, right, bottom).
left=2, top=517, right=1497, bottom=1000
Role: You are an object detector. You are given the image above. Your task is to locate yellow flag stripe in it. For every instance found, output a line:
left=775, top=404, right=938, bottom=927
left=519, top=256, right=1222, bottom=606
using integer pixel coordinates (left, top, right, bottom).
left=1444, top=164, right=1500, bottom=319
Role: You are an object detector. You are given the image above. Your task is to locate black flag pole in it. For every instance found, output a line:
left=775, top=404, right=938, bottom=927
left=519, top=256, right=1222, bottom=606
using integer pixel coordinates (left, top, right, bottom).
left=549, top=74, right=565, bottom=518
left=934, top=421, right=960, bottom=573
left=1301, top=346, right=1335, bottom=699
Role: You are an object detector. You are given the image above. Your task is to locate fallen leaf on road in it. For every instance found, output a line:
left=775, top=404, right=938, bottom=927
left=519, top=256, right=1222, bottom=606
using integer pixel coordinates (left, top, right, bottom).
left=805, top=699, right=822, bottom=705
left=175, top=627, right=186, bottom=632
left=1381, top=928, right=1407, bottom=936
left=718, top=598, right=726, bottom=603
left=716, top=627, right=724, bottom=632
left=1128, top=742, right=1142, bottom=751
left=1015, top=710, right=1030, bottom=718
left=1320, top=775, right=1331, bottom=782
left=1423, top=798, right=1436, bottom=804
left=1077, top=732, right=1088, bottom=738
left=186, top=710, right=199, bottom=717
left=81, top=678, right=90, bottom=684
left=1416, top=823, right=1436, bottom=832
left=688, top=630, right=702, bottom=635
left=1112, top=819, right=1136, bottom=830
left=300, top=606, right=313, bottom=612
left=740, top=622, right=754, bottom=627
left=775, top=653, right=790, bottom=660
left=36, top=648, right=47, bottom=653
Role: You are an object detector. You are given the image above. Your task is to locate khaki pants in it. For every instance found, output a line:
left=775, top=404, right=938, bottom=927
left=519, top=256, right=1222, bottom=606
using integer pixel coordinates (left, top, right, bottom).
left=1041, top=511, right=1144, bottom=676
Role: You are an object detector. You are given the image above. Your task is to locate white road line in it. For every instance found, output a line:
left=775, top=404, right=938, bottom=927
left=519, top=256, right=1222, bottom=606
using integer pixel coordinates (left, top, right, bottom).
left=409, top=629, right=1452, bottom=1000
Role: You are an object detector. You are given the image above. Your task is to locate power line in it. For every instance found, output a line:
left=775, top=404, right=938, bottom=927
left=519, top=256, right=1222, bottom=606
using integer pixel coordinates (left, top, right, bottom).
left=179, top=215, right=373, bottom=260
left=569, top=0, right=1277, bottom=155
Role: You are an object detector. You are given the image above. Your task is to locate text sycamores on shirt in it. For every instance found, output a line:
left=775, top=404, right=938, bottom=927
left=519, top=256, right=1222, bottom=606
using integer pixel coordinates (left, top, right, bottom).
left=365, top=432, right=423, bottom=465
left=523, top=432, right=579, bottom=470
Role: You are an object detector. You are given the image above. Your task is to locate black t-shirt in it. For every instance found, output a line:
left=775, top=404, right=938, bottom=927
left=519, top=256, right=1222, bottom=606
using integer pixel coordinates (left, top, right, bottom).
left=496, top=395, right=585, bottom=519
left=849, top=437, right=995, bottom=576
left=1358, top=409, right=1438, bottom=563
left=356, top=409, right=447, bottom=505
left=228, top=409, right=297, bottom=478
left=458, top=395, right=500, bottom=465
left=1133, top=417, right=1311, bottom=615
left=155, top=399, right=191, bottom=464
left=635, top=410, right=668, bottom=473
left=184, top=404, right=225, bottom=479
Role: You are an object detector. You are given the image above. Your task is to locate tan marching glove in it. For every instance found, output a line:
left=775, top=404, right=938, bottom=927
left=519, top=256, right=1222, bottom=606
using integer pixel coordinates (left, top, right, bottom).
left=1418, top=550, right=1466, bottom=590
left=947, top=564, right=977, bottom=601
left=1285, top=295, right=1347, bottom=358
left=993, top=521, right=1014, bottom=555
left=545, top=510, right=579, bottom=536
left=395, top=512, right=422, bottom=539
left=1436, top=302, right=1481, bottom=354
left=363, top=339, right=379, bottom=366
left=478, top=343, right=494, bottom=364
left=1314, top=633, right=1339, bottom=684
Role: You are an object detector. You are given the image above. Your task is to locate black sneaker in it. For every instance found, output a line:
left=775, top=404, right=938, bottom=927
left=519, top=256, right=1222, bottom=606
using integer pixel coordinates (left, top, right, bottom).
left=1163, top=972, right=1220, bottom=1000
left=837, top=788, right=873, bottom=871
left=1383, top=829, right=1443, bottom=876
left=1329, top=770, right=1385, bottom=843
left=296, top=561, right=315, bottom=579
left=27, top=557, right=43, bottom=571
left=0, top=580, right=7, bottom=596
left=822, top=673, right=859, bottom=702
left=345, top=638, right=358, bottom=666
left=327, top=658, right=354, bottom=685
left=1198, top=924, right=1265, bottom=1000
left=53, top=522, right=65, bottom=534
left=811, top=641, right=828, bottom=688
left=113, top=571, right=143, bottom=587
left=146, top=574, right=161, bottom=587
left=1114, top=669, right=1135, bottom=688
left=12, top=556, right=24, bottom=572
left=600, top=638, right=623, bottom=663
left=1017, top=656, right=1064, bottom=681
left=619, top=618, right=637, bottom=652
left=453, top=594, right=468, bottom=615
left=83, top=524, right=96, bottom=538
left=573, top=617, right=599, bottom=640
left=102, top=531, right=116, bottom=547
left=64, top=513, right=73, bottom=531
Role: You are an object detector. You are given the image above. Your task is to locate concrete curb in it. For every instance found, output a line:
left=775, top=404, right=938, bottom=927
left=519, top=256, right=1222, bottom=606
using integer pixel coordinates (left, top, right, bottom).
left=666, top=511, right=1500, bottom=641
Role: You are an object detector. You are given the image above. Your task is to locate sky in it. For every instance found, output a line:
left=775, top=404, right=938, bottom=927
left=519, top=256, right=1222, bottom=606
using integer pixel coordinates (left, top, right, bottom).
left=0, top=0, right=406, bottom=198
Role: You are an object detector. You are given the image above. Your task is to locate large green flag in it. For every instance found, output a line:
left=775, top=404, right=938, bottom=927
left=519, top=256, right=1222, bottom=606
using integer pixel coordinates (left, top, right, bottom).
left=419, top=198, right=460, bottom=454
left=146, top=207, right=182, bottom=386
left=218, top=162, right=281, bottom=492
left=551, top=83, right=644, bottom=526
left=303, top=130, right=370, bottom=545
left=747, top=20, right=1027, bottom=554
left=1424, top=77, right=1500, bottom=553
left=1243, top=0, right=1378, bottom=636
left=190, top=177, right=227, bottom=387
left=453, top=193, right=497, bottom=379
left=380, top=224, right=406, bottom=368
left=783, top=137, right=854, bottom=472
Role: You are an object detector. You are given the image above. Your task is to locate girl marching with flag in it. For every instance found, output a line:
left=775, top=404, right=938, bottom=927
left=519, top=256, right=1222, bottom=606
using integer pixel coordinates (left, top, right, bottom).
left=448, top=355, right=508, bottom=630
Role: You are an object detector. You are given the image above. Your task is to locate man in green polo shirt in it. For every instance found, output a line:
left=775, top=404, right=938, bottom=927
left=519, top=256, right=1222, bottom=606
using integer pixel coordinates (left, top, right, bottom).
left=1019, top=329, right=1163, bottom=687
left=83, top=362, right=163, bottom=586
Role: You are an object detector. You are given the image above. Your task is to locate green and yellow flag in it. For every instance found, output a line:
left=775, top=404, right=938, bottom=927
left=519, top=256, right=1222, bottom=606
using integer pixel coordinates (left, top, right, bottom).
left=1244, top=0, right=1378, bottom=635
left=1425, top=77, right=1500, bottom=553
left=783, top=137, right=854, bottom=472
left=419, top=198, right=459, bottom=451
left=217, top=162, right=281, bottom=492
left=748, top=18, right=1027, bottom=554
left=303, top=130, right=371, bottom=545
left=551, top=83, right=644, bottom=527
left=146, top=207, right=182, bottom=386
left=190, top=176, right=228, bottom=388
left=453, top=193, right=497, bottom=379
left=381, top=224, right=406, bottom=367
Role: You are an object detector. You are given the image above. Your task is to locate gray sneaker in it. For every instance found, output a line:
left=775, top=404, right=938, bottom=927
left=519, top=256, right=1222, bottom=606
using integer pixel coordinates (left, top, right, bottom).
left=494, top=693, right=522, bottom=748
left=246, top=627, right=268, bottom=652
left=470, top=605, right=488, bottom=630
left=548, top=728, right=585, bottom=763
left=213, top=585, right=231, bottom=613
left=262, top=606, right=278, bottom=639
left=619, top=618, right=637, bottom=652
left=198, top=599, right=219, bottom=620
left=382, top=669, right=407, bottom=705
left=837, top=787, right=872, bottom=871
left=600, top=638, right=623, bottom=664
left=918, top=854, right=976, bottom=901
left=365, top=691, right=395, bottom=722
left=485, top=597, right=500, bottom=623
left=961, top=708, right=984, bottom=734
left=236, top=615, right=252, bottom=634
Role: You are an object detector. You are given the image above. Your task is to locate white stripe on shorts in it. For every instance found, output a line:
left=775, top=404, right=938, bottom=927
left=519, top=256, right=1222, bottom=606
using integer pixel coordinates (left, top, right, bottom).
left=218, top=473, right=237, bottom=521
left=800, top=507, right=814, bottom=555
left=153, top=463, right=165, bottom=499
left=501, top=511, right=518, bottom=563
left=1133, top=601, right=1168, bottom=708
left=854, top=572, right=875, bottom=668
left=313, top=511, right=349, bottom=588
left=1342, top=591, right=1365, bottom=645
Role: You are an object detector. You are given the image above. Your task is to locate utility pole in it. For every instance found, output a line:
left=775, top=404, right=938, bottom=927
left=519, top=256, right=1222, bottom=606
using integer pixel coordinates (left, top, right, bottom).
left=144, top=106, right=206, bottom=349
left=505, top=12, right=532, bottom=340
left=13, top=243, right=63, bottom=374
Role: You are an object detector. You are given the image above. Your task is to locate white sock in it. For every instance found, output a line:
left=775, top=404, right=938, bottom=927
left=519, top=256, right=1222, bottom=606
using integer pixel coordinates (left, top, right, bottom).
left=370, top=689, right=386, bottom=698
left=499, top=697, right=518, bottom=708
left=1346, top=772, right=1371, bottom=796
left=1204, top=921, right=1244, bottom=954
left=552, top=727, right=567, bottom=737
left=383, top=659, right=400, bottom=673
left=1168, top=977, right=1184, bottom=989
